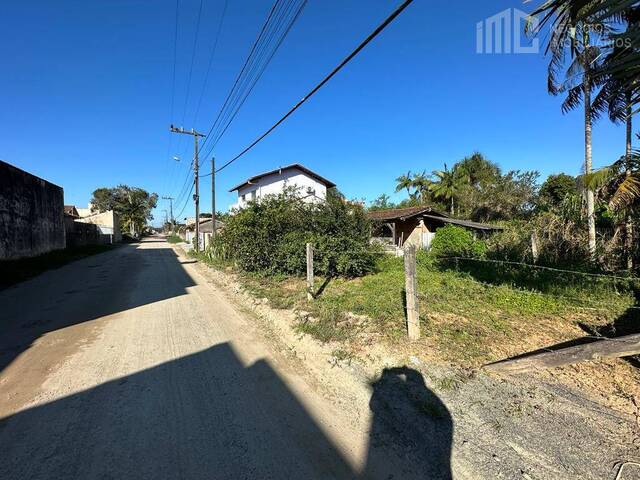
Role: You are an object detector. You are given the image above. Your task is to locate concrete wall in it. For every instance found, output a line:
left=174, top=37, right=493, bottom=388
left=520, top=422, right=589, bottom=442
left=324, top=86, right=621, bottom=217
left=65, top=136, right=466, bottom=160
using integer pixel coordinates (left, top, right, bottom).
left=77, top=210, right=122, bottom=243
left=230, top=168, right=328, bottom=210
left=64, top=216, right=100, bottom=247
left=0, top=160, right=65, bottom=259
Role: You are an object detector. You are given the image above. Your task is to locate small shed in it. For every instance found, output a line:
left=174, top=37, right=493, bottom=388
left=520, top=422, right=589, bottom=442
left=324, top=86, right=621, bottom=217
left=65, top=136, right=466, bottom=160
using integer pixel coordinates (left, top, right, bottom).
left=368, top=206, right=502, bottom=250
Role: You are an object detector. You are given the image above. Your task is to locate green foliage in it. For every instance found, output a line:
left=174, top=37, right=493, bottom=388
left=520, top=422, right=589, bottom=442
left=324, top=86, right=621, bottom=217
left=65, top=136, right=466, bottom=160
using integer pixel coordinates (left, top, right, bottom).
left=369, top=193, right=394, bottom=211
left=90, top=185, right=158, bottom=235
left=429, top=225, right=487, bottom=258
left=166, top=234, right=182, bottom=244
left=539, top=173, right=578, bottom=209
left=209, top=188, right=378, bottom=277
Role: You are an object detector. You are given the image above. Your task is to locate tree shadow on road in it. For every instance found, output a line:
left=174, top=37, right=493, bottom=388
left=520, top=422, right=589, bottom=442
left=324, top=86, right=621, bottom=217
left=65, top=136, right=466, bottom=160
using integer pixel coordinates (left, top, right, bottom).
left=0, top=344, right=453, bottom=479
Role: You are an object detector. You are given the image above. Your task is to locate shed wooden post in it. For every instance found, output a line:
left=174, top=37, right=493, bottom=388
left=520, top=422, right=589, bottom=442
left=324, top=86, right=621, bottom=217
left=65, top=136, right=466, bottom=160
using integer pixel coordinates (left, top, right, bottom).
left=306, top=243, right=314, bottom=301
left=404, top=245, right=420, bottom=340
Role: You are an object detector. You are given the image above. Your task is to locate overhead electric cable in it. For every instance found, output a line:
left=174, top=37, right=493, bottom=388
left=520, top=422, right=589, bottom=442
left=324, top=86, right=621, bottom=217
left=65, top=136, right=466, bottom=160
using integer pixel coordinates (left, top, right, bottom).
left=192, top=0, right=229, bottom=126
left=208, top=0, right=307, bottom=150
left=197, top=0, right=284, bottom=156
left=215, top=0, right=415, bottom=173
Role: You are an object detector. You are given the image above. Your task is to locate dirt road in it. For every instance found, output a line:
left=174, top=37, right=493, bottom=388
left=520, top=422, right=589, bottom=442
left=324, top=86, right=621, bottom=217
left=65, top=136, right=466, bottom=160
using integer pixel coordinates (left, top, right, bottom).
left=0, top=238, right=452, bottom=479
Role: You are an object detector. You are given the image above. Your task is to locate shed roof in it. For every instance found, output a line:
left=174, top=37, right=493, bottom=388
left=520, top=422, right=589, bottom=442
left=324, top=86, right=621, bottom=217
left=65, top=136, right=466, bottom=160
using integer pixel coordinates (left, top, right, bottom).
left=64, top=205, right=79, bottom=217
left=185, top=218, right=224, bottom=232
left=367, top=206, right=446, bottom=222
left=422, top=214, right=503, bottom=231
left=229, top=163, right=336, bottom=192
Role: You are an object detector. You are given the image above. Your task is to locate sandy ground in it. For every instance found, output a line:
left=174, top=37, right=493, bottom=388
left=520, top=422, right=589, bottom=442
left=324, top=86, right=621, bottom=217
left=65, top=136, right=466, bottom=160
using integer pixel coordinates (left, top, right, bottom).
left=0, top=238, right=457, bottom=479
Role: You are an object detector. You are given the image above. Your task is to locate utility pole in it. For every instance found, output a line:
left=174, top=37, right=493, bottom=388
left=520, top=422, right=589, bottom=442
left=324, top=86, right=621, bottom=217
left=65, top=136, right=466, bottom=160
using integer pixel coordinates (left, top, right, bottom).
left=161, top=196, right=175, bottom=231
left=211, top=157, right=216, bottom=238
left=169, top=125, right=206, bottom=252
left=162, top=209, right=169, bottom=232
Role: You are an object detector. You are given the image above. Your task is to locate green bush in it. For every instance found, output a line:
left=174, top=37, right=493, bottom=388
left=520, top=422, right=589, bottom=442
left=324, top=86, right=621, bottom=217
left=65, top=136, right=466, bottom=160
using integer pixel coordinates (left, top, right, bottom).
left=429, top=225, right=487, bottom=258
left=208, top=188, right=377, bottom=277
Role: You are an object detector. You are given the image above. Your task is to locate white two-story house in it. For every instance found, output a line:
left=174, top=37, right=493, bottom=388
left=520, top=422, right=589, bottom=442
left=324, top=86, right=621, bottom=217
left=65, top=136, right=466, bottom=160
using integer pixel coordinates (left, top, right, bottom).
left=229, top=164, right=336, bottom=210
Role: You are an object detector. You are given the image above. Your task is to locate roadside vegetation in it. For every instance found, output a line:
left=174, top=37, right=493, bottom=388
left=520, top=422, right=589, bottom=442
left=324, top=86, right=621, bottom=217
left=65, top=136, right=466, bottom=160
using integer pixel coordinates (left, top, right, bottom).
left=0, top=244, right=117, bottom=289
left=166, top=234, right=182, bottom=244
left=193, top=215, right=638, bottom=366
left=203, top=188, right=379, bottom=277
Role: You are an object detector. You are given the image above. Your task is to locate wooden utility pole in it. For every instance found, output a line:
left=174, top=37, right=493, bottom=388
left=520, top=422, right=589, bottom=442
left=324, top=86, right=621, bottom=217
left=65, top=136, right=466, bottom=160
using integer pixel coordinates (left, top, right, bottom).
left=169, top=125, right=206, bottom=252
left=211, top=157, right=217, bottom=238
left=404, top=245, right=420, bottom=340
left=162, top=196, right=175, bottom=231
left=306, top=243, right=314, bottom=301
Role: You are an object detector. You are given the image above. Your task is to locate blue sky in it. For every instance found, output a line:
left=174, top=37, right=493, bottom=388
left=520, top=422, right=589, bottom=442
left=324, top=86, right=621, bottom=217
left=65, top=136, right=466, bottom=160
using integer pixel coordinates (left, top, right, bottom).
left=0, top=0, right=631, bottom=225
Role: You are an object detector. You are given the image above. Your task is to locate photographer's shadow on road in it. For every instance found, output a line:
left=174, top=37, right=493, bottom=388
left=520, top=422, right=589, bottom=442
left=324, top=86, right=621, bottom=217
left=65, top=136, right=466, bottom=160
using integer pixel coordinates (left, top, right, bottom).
left=363, top=366, right=453, bottom=479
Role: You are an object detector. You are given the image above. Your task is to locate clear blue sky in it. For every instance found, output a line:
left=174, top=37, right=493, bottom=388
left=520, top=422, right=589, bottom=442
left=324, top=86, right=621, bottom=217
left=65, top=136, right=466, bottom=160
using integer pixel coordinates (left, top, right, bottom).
left=0, top=0, right=630, bottom=226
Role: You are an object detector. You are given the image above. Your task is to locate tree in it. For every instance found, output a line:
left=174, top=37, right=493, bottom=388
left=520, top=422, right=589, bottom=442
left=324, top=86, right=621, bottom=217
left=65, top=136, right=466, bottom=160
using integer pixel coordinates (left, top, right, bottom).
left=456, top=152, right=501, bottom=188
left=539, top=173, right=578, bottom=209
left=430, top=164, right=468, bottom=215
left=530, top=0, right=637, bottom=260
left=410, top=171, right=432, bottom=202
left=531, top=0, right=640, bottom=110
left=592, top=9, right=640, bottom=269
left=91, top=185, right=158, bottom=236
left=369, top=194, right=394, bottom=211
left=395, top=171, right=414, bottom=198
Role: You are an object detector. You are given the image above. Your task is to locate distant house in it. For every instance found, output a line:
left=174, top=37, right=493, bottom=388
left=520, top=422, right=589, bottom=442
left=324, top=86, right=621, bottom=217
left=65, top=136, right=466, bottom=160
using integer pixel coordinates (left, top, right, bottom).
left=66, top=203, right=122, bottom=244
left=368, top=206, right=502, bottom=251
left=184, top=218, right=224, bottom=249
left=229, top=164, right=336, bottom=210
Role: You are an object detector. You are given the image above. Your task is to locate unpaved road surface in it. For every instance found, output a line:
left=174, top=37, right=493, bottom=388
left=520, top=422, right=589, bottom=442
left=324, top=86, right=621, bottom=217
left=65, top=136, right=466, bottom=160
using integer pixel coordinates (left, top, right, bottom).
left=0, top=238, right=452, bottom=479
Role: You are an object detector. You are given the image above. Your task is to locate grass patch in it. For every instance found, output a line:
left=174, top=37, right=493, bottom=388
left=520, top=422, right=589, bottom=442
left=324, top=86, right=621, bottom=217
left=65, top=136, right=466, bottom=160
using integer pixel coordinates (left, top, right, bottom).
left=0, top=244, right=118, bottom=289
left=189, top=249, right=638, bottom=365
left=166, top=234, right=183, bottom=244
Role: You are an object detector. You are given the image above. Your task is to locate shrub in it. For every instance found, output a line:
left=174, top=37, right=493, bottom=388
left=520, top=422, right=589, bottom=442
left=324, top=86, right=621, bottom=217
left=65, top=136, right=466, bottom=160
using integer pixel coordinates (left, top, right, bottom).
left=208, top=188, right=377, bottom=277
left=429, top=225, right=486, bottom=258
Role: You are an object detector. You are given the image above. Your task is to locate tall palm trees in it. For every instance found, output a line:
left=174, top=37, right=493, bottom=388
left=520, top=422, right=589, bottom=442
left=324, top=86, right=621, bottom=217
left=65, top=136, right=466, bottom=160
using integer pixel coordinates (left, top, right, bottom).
left=395, top=171, right=413, bottom=197
left=532, top=0, right=639, bottom=267
left=430, top=164, right=468, bottom=215
left=546, top=19, right=604, bottom=258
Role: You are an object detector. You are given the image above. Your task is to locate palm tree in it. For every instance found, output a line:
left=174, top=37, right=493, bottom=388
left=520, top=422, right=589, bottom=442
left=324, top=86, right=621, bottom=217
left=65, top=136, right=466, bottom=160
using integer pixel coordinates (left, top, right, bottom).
left=430, top=164, right=468, bottom=215
left=539, top=12, right=607, bottom=260
left=531, top=1, right=639, bottom=108
left=395, top=171, right=413, bottom=198
left=593, top=10, right=640, bottom=269
left=410, top=170, right=432, bottom=202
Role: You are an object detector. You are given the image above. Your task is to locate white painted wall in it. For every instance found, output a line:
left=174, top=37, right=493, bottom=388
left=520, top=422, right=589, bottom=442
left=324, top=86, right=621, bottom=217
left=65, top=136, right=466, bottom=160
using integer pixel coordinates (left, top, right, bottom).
left=230, top=168, right=328, bottom=210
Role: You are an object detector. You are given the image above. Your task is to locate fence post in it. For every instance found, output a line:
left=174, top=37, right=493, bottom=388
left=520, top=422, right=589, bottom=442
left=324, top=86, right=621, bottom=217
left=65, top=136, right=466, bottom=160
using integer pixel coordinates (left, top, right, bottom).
left=404, top=245, right=420, bottom=340
left=306, top=243, right=314, bottom=301
left=530, top=232, right=539, bottom=263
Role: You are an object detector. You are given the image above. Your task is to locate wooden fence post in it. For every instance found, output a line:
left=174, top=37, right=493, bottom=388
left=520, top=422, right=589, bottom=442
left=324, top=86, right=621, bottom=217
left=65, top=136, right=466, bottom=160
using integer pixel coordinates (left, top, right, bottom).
left=530, top=232, right=539, bottom=263
left=306, top=243, right=314, bottom=301
left=404, top=245, right=420, bottom=340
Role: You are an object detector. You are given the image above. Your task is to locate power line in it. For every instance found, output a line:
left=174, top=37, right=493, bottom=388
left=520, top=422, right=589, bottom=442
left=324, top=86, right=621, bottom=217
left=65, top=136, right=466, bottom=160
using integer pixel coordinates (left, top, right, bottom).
left=192, top=0, right=229, bottom=127
left=180, top=0, right=205, bottom=127
left=201, top=0, right=307, bottom=162
left=207, top=0, right=307, bottom=151
left=163, top=0, right=181, bottom=197
left=197, top=0, right=285, bottom=157
left=215, top=0, right=415, bottom=173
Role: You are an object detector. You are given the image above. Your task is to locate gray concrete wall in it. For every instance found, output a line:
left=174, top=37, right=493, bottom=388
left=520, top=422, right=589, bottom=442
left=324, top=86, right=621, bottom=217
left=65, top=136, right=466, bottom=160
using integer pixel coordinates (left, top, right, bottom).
left=0, top=160, right=65, bottom=259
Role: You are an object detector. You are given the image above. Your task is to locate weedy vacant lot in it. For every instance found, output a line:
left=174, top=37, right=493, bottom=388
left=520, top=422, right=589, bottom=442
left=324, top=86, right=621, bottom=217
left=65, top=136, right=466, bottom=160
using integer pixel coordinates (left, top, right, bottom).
left=225, top=255, right=636, bottom=364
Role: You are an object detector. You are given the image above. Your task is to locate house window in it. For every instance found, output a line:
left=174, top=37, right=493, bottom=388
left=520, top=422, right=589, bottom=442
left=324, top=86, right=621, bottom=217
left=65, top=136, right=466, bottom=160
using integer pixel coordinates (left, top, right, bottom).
left=250, top=190, right=256, bottom=201
left=241, top=194, right=246, bottom=202
left=307, top=187, right=315, bottom=196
